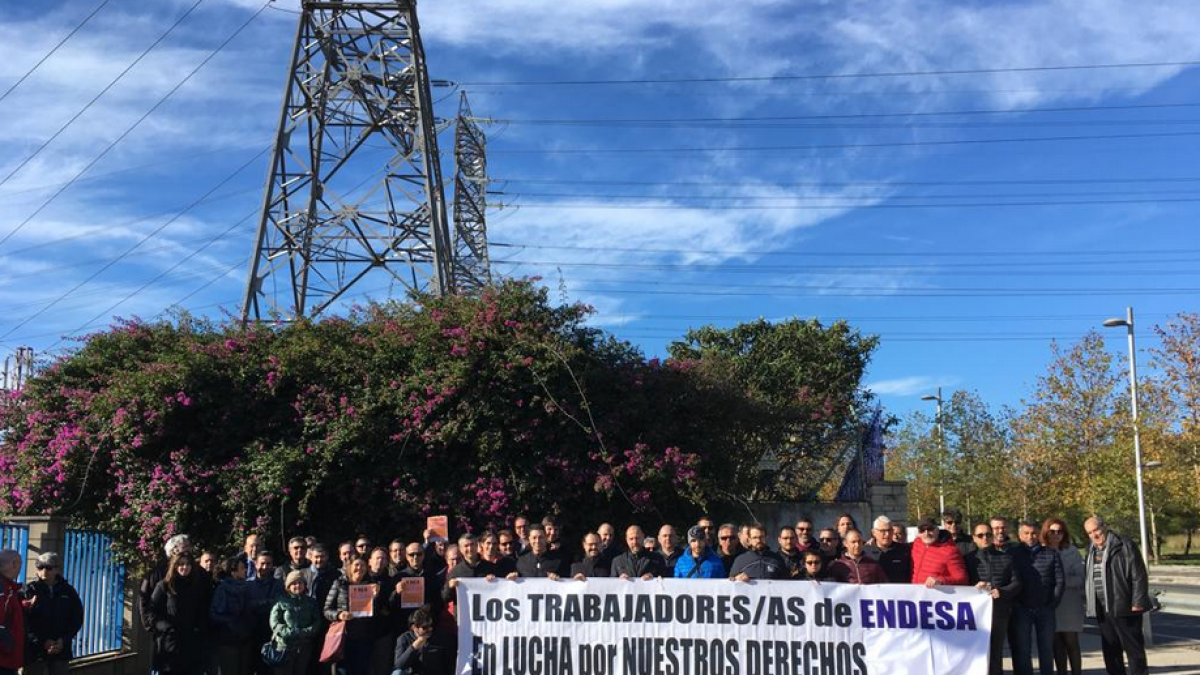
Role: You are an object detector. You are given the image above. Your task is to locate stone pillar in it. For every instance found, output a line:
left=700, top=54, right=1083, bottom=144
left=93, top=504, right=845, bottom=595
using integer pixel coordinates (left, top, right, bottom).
left=6, top=514, right=67, bottom=582
left=867, top=480, right=909, bottom=527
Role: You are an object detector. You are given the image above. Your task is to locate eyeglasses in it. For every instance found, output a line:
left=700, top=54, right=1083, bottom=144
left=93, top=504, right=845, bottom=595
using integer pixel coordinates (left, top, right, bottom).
left=1047, top=529, right=1064, bottom=535
left=974, top=533, right=992, bottom=539
left=804, top=560, right=822, bottom=566
left=719, top=536, right=734, bottom=541
left=918, top=527, right=936, bottom=533
left=819, top=537, right=836, bottom=542
left=406, top=552, right=424, bottom=558
left=499, top=541, right=514, bottom=547
left=796, top=527, right=811, bottom=532
left=35, top=564, right=56, bottom=571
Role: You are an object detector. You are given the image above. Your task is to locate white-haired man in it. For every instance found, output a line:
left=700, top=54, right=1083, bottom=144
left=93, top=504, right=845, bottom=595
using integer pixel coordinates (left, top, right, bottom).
left=864, top=515, right=911, bottom=583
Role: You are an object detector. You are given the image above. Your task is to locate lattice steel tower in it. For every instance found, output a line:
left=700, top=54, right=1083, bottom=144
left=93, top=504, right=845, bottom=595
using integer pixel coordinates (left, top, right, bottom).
left=242, top=0, right=453, bottom=323
left=450, top=92, right=492, bottom=292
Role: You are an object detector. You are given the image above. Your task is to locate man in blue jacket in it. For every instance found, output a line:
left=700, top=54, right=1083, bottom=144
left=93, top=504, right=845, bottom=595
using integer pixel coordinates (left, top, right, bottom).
left=1012, top=521, right=1064, bottom=675
left=674, top=527, right=725, bottom=579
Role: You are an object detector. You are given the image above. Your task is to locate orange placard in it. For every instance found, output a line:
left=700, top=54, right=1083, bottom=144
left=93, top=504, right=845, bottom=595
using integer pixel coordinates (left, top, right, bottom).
left=399, top=577, right=425, bottom=608
left=427, top=515, right=449, bottom=541
left=348, top=583, right=377, bottom=618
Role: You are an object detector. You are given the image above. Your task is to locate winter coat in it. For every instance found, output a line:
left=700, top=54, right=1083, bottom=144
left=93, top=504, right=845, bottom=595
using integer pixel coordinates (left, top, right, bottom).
left=394, top=630, right=454, bottom=675
left=0, top=575, right=25, bottom=670
left=828, top=555, right=888, bottom=585
left=443, top=558, right=489, bottom=604
left=569, top=557, right=609, bottom=579
left=389, top=567, right=444, bottom=635
left=247, top=575, right=284, bottom=619
left=21, top=577, right=84, bottom=661
left=1055, top=545, right=1086, bottom=632
left=138, top=560, right=169, bottom=633
left=516, top=551, right=568, bottom=578
left=1085, top=532, right=1149, bottom=619
left=269, top=593, right=321, bottom=649
left=728, top=549, right=788, bottom=580
left=274, top=559, right=310, bottom=581
left=148, top=575, right=209, bottom=673
left=1014, top=545, right=1064, bottom=609
left=304, top=564, right=338, bottom=608
left=324, top=577, right=387, bottom=641
left=611, top=551, right=665, bottom=579
left=865, top=543, right=912, bottom=584
left=673, top=548, right=725, bottom=580
left=658, top=549, right=683, bottom=578
left=966, top=546, right=1021, bottom=603
left=209, top=577, right=257, bottom=645
left=952, top=531, right=976, bottom=559
left=777, top=549, right=804, bottom=578
left=910, top=532, right=969, bottom=586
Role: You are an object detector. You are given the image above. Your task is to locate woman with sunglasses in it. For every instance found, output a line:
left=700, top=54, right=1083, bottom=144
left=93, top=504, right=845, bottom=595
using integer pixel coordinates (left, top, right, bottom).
left=965, top=524, right=1020, bottom=675
left=799, top=551, right=829, bottom=582
left=1042, top=518, right=1084, bottom=675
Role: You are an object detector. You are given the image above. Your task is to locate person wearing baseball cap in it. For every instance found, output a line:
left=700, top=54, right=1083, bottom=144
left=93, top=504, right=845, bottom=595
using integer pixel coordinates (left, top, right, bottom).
left=674, top=526, right=725, bottom=579
left=911, top=517, right=969, bottom=587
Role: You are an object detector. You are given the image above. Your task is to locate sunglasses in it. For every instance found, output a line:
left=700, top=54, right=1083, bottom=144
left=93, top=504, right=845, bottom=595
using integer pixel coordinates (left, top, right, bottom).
left=918, top=527, right=936, bottom=533
left=974, top=533, right=992, bottom=539
left=406, top=552, right=424, bottom=557
left=719, top=536, right=735, bottom=541
left=499, top=541, right=514, bottom=547
left=804, top=560, right=822, bottom=566
left=35, top=564, right=56, bottom=571
left=819, top=537, right=836, bottom=542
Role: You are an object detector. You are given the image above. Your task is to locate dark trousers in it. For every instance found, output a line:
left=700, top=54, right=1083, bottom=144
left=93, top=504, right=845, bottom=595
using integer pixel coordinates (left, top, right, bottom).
left=1095, top=605, right=1148, bottom=675
left=988, top=602, right=1013, bottom=675
left=1012, top=605, right=1056, bottom=675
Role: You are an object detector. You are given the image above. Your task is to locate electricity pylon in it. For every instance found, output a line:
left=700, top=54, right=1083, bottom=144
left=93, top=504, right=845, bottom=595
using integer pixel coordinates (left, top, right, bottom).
left=450, top=92, right=492, bottom=292
left=242, top=0, right=453, bottom=323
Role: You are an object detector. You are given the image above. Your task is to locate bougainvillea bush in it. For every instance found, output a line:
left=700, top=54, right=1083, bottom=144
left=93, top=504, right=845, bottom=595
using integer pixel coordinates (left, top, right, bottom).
left=0, top=281, right=877, bottom=561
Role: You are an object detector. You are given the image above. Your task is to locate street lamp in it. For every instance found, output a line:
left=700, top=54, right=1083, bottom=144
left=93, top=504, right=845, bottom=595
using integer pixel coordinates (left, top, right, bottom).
left=921, top=388, right=945, bottom=515
left=1103, top=307, right=1151, bottom=568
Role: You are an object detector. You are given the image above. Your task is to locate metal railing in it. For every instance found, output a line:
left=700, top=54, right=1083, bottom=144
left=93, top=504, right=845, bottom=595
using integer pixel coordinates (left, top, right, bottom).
left=0, top=522, right=28, bottom=580
left=63, top=529, right=125, bottom=658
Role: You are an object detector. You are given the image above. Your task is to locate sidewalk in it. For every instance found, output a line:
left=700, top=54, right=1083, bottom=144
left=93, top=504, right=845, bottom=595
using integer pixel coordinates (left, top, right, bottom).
left=1002, top=619, right=1200, bottom=674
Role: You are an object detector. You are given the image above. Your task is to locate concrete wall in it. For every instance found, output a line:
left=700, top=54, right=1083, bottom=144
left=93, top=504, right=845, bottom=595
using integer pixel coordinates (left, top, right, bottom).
left=749, top=480, right=909, bottom=539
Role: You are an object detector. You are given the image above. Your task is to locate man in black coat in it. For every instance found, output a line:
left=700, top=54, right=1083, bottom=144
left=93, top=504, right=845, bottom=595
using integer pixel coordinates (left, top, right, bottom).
left=729, top=524, right=787, bottom=580
left=1084, top=516, right=1150, bottom=675
left=21, top=552, right=84, bottom=674
left=1012, top=521, right=1064, bottom=675
left=965, top=524, right=1021, bottom=675
left=611, top=526, right=664, bottom=579
left=514, top=525, right=569, bottom=579
left=570, top=533, right=609, bottom=579
left=864, top=516, right=911, bottom=583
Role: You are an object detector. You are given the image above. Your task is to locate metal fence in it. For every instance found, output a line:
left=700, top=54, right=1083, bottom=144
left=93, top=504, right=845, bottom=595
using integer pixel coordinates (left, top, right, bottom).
left=63, top=529, right=125, bottom=658
left=0, top=522, right=28, bottom=580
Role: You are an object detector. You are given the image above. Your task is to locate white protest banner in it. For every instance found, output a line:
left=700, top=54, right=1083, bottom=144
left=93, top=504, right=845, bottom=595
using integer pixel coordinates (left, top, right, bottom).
left=457, top=578, right=992, bottom=675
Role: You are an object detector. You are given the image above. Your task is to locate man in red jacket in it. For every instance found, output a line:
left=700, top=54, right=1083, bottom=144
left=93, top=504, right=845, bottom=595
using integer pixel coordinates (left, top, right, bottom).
left=910, top=517, right=969, bottom=587
left=0, top=549, right=25, bottom=675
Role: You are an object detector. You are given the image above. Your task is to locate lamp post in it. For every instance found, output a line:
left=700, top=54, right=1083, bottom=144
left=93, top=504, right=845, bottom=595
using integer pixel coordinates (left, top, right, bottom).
left=921, top=388, right=945, bottom=515
left=1103, top=307, right=1150, bottom=568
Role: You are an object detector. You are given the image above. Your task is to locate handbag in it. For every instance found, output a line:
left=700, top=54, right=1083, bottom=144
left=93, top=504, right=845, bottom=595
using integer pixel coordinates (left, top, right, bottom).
left=261, top=640, right=289, bottom=666
left=319, top=620, right=346, bottom=663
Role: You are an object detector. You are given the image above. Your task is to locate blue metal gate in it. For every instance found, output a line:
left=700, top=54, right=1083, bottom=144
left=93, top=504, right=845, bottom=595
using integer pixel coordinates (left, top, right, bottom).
left=0, top=522, right=28, bottom=581
left=63, top=529, right=125, bottom=658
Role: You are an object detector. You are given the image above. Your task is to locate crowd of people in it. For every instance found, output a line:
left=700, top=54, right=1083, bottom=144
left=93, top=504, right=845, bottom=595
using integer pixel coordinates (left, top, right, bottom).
left=0, top=509, right=1150, bottom=675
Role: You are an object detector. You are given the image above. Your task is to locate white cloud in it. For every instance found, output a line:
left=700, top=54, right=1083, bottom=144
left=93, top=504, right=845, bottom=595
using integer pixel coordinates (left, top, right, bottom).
left=865, top=375, right=960, bottom=397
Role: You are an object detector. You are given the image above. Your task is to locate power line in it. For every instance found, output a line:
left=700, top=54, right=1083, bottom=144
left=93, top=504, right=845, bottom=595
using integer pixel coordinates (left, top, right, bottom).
left=455, top=60, right=1200, bottom=87
left=488, top=131, right=1200, bottom=155
left=562, top=286, right=1200, bottom=298
left=0, top=0, right=207, bottom=189
left=0, top=0, right=112, bottom=105
left=503, top=196, right=1200, bottom=210
left=0, top=0, right=269, bottom=251
left=491, top=242, right=1200, bottom=258
left=492, top=258, right=1200, bottom=276
left=497, top=189, right=1200, bottom=202
left=0, top=147, right=269, bottom=341
left=494, top=176, right=1200, bottom=189
left=474, top=101, right=1200, bottom=126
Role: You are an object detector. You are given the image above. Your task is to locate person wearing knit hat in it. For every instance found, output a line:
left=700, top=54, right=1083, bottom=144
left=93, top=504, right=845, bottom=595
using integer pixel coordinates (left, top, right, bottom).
left=267, top=569, right=321, bottom=673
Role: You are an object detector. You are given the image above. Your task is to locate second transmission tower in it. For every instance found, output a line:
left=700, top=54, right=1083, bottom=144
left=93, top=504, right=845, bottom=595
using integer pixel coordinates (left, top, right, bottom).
left=451, top=92, right=492, bottom=292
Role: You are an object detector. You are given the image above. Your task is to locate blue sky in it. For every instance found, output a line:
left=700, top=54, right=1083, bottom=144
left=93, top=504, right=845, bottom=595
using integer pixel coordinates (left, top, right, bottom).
left=0, top=0, right=1197, bottom=417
